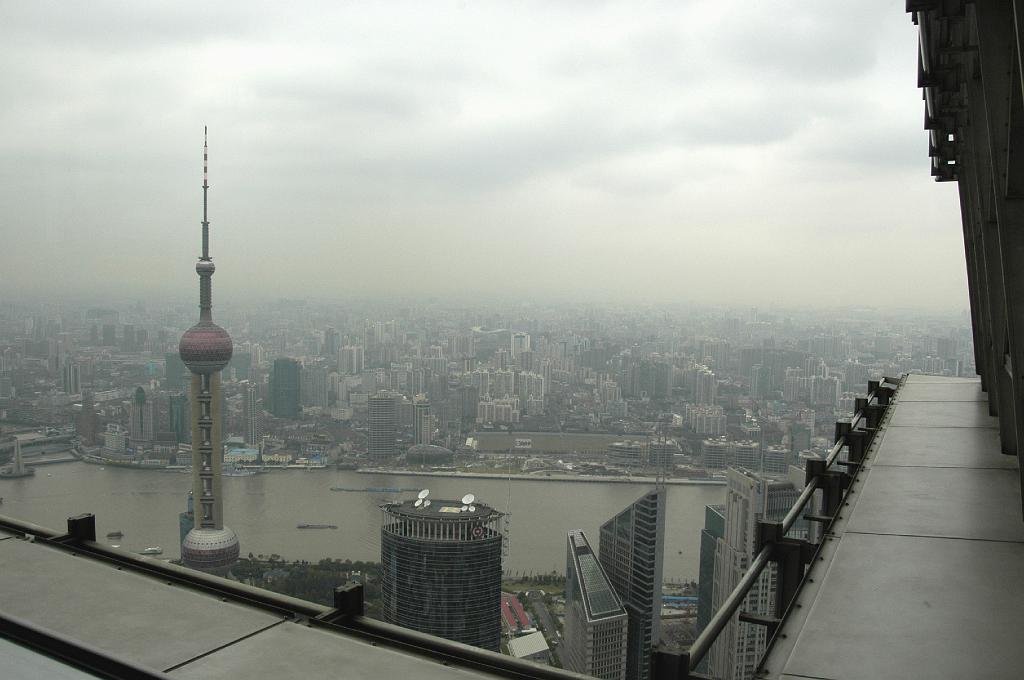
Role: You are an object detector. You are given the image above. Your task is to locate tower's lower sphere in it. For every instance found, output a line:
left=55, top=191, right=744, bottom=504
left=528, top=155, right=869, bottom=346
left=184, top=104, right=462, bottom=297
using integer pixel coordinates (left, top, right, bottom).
left=181, top=526, right=240, bottom=570
left=179, top=321, right=233, bottom=374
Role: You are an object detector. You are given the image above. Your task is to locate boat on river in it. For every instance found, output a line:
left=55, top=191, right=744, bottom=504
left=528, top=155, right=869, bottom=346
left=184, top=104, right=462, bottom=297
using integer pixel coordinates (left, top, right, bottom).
left=297, top=523, right=338, bottom=529
left=330, top=487, right=421, bottom=493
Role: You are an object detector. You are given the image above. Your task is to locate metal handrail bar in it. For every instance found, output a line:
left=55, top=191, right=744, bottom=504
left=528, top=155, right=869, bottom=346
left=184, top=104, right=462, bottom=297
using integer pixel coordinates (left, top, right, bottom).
left=0, top=515, right=62, bottom=539
left=686, top=544, right=773, bottom=665
left=824, top=437, right=846, bottom=467
left=781, top=477, right=819, bottom=535
left=684, top=379, right=894, bottom=673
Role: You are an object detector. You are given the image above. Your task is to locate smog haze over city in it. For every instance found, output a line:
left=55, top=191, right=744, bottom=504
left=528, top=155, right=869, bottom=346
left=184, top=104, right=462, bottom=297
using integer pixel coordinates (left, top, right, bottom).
left=1, top=0, right=966, bottom=311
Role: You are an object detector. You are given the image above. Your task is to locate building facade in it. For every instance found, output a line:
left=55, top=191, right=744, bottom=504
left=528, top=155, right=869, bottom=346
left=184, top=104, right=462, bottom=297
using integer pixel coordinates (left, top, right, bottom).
left=128, top=386, right=154, bottom=445
left=243, top=381, right=262, bottom=448
left=270, top=358, right=301, bottom=419
left=368, top=391, right=397, bottom=461
left=413, top=394, right=431, bottom=446
left=300, top=364, right=329, bottom=409
left=379, top=498, right=503, bottom=651
left=708, top=468, right=802, bottom=680
left=62, top=360, right=81, bottom=395
left=696, top=504, right=726, bottom=636
left=599, top=488, right=665, bottom=680
left=564, top=530, right=628, bottom=680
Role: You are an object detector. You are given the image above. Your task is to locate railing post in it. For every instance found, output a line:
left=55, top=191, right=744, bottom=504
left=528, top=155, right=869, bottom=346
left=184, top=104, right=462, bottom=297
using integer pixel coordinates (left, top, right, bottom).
left=854, top=397, right=868, bottom=415
left=868, top=379, right=880, bottom=396
left=752, top=521, right=814, bottom=634
left=845, top=429, right=869, bottom=465
left=834, top=419, right=851, bottom=444
left=824, top=470, right=847, bottom=517
left=333, top=581, right=364, bottom=618
left=316, top=581, right=365, bottom=624
left=653, top=648, right=702, bottom=680
left=807, top=461, right=848, bottom=520
left=65, top=514, right=96, bottom=542
left=804, top=458, right=825, bottom=488
left=864, top=403, right=886, bottom=431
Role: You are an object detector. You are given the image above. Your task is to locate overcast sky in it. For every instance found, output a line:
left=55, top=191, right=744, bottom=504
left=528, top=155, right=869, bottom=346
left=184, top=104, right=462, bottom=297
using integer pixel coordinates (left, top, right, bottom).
left=0, top=1, right=968, bottom=311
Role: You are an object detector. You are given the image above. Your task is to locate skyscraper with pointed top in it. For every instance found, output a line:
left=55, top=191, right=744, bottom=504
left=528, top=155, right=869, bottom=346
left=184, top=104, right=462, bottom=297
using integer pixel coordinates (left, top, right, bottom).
left=178, top=128, right=240, bottom=570
left=599, top=488, right=665, bottom=680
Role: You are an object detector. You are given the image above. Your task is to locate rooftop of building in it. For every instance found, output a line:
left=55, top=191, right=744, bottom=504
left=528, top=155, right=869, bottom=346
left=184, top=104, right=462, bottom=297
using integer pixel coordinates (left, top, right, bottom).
left=507, top=632, right=550, bottom=660
left=382, top=497, right=502, bottom=522
left=567, top=530, right=625, bottom=622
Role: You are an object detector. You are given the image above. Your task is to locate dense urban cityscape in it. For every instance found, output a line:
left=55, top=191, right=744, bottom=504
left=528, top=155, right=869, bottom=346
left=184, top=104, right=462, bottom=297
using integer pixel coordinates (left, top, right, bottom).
left=0, top=283, right=972, bottom=678
left=0, top=301, right=971, bottom=475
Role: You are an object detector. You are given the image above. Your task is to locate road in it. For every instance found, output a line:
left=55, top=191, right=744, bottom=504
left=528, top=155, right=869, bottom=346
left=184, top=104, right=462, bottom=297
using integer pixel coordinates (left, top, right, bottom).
left=526, top=591, right=561, bottom=666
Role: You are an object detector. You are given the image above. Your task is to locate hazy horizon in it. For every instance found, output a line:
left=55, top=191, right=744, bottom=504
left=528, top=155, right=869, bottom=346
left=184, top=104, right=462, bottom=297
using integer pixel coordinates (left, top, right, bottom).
left=0, top=2, right=969, bottom=311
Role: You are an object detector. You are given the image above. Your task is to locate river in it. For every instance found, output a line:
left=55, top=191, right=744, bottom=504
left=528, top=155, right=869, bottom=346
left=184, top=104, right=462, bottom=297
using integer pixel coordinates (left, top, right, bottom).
left=0, top=463, right=725, bottom=581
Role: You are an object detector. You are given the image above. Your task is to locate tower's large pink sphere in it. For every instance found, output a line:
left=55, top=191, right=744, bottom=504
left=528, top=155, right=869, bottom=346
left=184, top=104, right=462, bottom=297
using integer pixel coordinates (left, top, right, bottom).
left=179, top=321, right=233, bottom=374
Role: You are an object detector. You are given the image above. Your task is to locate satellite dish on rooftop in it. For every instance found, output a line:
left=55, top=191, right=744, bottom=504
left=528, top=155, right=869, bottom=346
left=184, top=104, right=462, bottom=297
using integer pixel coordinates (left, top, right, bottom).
left=423, top=499, right=431, bottom=508
left=461, top=493, right=475, bottom=505
left=461, top=505, right=469, bottom=512
left=418, top=489, right=430, bottom=500
left=414, top=498, right=423, bottom=508
left=469, top=505, right=476, bottom=512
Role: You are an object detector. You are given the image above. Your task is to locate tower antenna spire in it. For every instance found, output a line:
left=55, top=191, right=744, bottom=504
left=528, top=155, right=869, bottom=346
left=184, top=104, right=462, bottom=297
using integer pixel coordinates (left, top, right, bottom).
left=202, top=125, right=210, bottom=260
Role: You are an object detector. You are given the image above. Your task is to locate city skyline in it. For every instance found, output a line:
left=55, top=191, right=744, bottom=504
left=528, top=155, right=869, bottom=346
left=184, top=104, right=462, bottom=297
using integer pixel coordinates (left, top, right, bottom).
left=0, top=2, right=967, bottom=310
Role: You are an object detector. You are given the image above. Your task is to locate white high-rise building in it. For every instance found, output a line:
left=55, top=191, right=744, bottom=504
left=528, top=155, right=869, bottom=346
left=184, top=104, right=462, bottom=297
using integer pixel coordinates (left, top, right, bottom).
left=243, top=381, right=263, bottom=448
left=511, top=332, right=531, bottom=358
left=492, top=369, right=515, bottom=398
left=708, top=468, right=802, bottom=680
left=301, top=365, right=329, bottom=409
left=694, top=365, right=718, bottom=405
left=413, top=394, right=432, bottom=446
left=62, top=360, right=81, bottom=395
left=339, top=345, right=365, bottom=375
left=517, top=371, right=545, bottom=415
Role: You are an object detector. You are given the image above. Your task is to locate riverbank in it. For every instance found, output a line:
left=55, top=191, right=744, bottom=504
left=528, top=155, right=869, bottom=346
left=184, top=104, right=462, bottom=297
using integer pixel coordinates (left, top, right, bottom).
left=357, top=468, right=726, bottom=486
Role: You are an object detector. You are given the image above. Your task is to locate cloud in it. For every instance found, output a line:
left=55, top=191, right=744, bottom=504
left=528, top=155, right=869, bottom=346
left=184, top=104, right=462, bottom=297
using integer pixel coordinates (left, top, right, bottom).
left=0, top=0, right=969, bottom=310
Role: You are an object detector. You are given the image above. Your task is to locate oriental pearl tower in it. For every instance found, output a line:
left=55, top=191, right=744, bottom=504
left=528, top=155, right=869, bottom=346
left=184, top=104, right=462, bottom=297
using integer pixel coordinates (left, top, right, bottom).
left=178, top=128, right=240, bottom=570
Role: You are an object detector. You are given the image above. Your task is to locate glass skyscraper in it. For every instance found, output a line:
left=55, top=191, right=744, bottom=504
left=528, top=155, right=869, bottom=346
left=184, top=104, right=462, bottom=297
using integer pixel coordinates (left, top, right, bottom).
left=599, top=488, right=666, bottom=680
left=270, top=358, right=301, bottom=419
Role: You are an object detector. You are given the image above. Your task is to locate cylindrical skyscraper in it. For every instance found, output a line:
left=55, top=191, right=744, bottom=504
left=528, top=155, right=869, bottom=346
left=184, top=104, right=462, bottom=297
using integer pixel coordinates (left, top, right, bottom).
left=380, top=496, right=503, bottom=651
left=178, top=128, right=240, bottom=570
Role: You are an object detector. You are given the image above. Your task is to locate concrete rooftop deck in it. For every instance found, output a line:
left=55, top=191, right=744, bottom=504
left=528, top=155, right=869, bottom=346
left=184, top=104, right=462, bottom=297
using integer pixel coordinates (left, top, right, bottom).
left=0, top=527, right=520, bottom=679
left=761, top=374, right=1024, bottom=680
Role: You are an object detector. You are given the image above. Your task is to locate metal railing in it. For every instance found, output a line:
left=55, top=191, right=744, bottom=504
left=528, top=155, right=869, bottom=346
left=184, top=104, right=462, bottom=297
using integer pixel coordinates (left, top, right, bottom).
left=0, top=511, right=592, bottom=680
left=654, top=377, right=901, bottom=680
